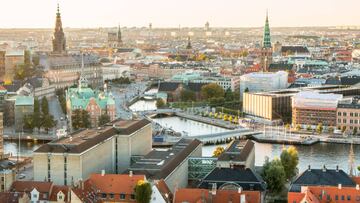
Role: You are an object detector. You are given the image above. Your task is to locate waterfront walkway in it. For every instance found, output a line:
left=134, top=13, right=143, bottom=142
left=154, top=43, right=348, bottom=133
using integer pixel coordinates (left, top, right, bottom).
left=175, top=112, right=238, bottom=129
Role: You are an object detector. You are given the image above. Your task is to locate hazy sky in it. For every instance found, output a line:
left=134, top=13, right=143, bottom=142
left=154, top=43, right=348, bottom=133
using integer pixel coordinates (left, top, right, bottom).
left=1, top=0, right=359, bottom=28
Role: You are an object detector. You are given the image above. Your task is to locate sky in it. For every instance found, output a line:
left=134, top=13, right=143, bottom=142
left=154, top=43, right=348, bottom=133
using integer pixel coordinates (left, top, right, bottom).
left=1, top=0, right=359, bottom=28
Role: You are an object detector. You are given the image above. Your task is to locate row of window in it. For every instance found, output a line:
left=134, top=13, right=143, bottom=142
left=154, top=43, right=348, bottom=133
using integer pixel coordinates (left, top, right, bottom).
left=338, top=119, right=360, bottom=124
left=293, top=194, right=360, bottom=203
left=338, top=112, right=360, bottom=117
left=100, top=193, right=135, bottom=200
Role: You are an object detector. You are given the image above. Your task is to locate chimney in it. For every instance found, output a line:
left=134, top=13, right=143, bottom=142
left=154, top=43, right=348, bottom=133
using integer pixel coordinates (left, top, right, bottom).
left=322, top=165, right=326, bottom=172
left=211, top=183, right=217, bottom=195
left=238, top=187, right=242, bottom=194
left=240, top=194, right=246, bottom=203
left=307, top=165, right=311, bottom=171
left=101, top=170, right=105, bottom=176
left=338, top=184, right=342, bottom=190
left=129, top=171, right=133, bottom=177
left=336, top=165, right=339, bottom=172
left=356, top=184, right=359, bottom=190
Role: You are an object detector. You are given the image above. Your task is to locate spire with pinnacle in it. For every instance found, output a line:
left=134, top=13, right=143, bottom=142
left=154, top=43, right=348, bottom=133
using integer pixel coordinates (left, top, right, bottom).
left=186, top=36, right=192, bottom=49
left=263, top=10, right=271, bottom=48
left=52, top=3, right=66, bottom=54
left=117, top=24, right=122, bottom=44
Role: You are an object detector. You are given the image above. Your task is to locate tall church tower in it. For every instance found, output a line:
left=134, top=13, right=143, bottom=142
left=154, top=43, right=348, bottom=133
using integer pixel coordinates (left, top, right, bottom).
left=260, top=11, right=272, bottom=72
left=117, top=25, right=122, bottom=45
left=52, top=4, right=66, bottom=55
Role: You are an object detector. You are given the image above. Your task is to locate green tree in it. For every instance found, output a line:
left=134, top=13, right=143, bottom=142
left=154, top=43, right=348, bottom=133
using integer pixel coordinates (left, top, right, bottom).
left=212, top=147, right=225, bottom=157
left=316, top=123, right=323, bottom=134
left=342, top=126, right=347, bottom=133
left=261, top=157, right=286, bottom=193
left=23, top=114, right=35, bottom=132
left=33, top=98, right=42, bottom=130
left=72, top=109, right=82, bottom=130
left=357, top=166, right=360, bottom=172
left=209, top=97, right=225, bottom=107
left=180, top=89, right=196, bottom=102
left=156, top=99, right=166, bottom=108
left=306, top=125, right=312, bottom=131
left=296, top=124, right=301, bottom=131
left=244, top=87, right=250, bottom=93
left=134, top=180, right=152, bottom=203
left=42, top=114, right=56, bottom=133
left=280, top=146, right=299, bottom=179
left=353, top=127, right=358, bottom=135
left=98, top=114, right=110, bottom=126
left=81, top=110, right=91, bottom=128
left=201, top=83, right=224, bottom=100
left=224, top=88, right=234, bottom=101
left=285, top=124, right=290, bottom=130
left=41, top=97, right=49, bottom=115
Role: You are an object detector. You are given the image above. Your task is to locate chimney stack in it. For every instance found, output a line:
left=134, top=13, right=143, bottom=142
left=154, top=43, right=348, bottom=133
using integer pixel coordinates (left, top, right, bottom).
left=336, top=165, right=339, bottom=172
left=101, top=170, right=105, bottom=176
left=129, top=171, right=133, bottom=177
left=338, top=184, right=342, bottom=190
left=238, top=187, right=242, bottom=194
left=240, top=194, right=246, bottom=203
left=308, top=165, right=311, bottom=171
left=356, top=184, right=359, bottom=190
left=322, top=165, right=326, bottom=172
left=211, top=183, right=217, bottom=195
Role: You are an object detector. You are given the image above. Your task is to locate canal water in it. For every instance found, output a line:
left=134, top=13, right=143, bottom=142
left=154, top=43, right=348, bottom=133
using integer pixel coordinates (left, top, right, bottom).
left=129, top=100, right=157, bottom=112
left=6, top=115, right=360, bottom=174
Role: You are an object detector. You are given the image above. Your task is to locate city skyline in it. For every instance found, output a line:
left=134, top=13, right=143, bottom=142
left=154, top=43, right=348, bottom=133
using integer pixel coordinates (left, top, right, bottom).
left=0, top=0, right=360, bottom=28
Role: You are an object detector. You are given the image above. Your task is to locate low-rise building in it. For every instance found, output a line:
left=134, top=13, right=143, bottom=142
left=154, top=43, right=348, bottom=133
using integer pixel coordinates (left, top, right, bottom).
left=4, top=50, right=24, bottom=82
left=129, top=138, right=202, bottom=192
left=217, top=140, right=255, bottom=170
left=33, top=119, right=152, bottom=185
left=101, top=64, right=130, bottom=82
left=292, top=91, right=343, bottom=127
left=337, top=98, right=360, bottom=133
left=14, top=96, right=34, bottom=131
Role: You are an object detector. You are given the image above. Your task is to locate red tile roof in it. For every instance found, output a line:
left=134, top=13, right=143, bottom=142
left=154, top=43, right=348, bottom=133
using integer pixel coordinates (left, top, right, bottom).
left=154, top=179, right=172, bottom=203
left=49, top=185, right=70, bottom=202
left=87, top=173, right=145, bottom=194
left=174, top=188, right=261, bottom=203
left=10, top=181, right=53, bottom=193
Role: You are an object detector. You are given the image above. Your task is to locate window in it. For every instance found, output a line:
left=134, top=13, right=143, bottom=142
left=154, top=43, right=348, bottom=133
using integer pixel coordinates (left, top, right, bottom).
left=343, top=119, right=347, bottom=123
left=101, top=193, right=107, bottom=199
left=120, top=194, right=125, bottom=200
left=131, top=194, right=135, bottom=200
left=343, top=112, right=347, bottom=116
left=356, top=196, right=360, bottom=201
left=351, top=113, right=354, bottom=117
left=327, top=195, right=330, bottom=201
left=348, top=195, right=351, bottom=201
left=335, top=195, right=338, bottom=200
left=109, top=193, right=114, bottom=199
left=338, top=112, right=341, bottom=116
left=356, top=113, right=358, bottom=117
left=350, top=119, right=353, bottom=124
left=338, top=119, right=341, bottom=123
left=341, top=195, right=345, bottom=200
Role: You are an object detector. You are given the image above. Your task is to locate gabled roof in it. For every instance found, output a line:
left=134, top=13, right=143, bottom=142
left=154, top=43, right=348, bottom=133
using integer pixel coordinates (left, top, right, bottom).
left=154, top=179, right=172, bottom=203
left=199, top=168, right=266, bottom=191
left=290, top=168, right=356, bottom=192
left=10, top=181, right=53, bottom=193
left=49, top=185, right=70, bottom=202
left=218, top=140, right=254, bottom=163
left=87, top=173, right=145, bottom=194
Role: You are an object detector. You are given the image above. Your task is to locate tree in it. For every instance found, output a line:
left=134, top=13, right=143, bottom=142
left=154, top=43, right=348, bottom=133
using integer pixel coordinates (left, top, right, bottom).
left=244, top=87, right=250, bottom=93
left=41, top=97, right=49, bottom=115
left=201, top=83, right=224, bottom=100
left=180, top=89, right=196, bottom=102
left=296, top=124, right=301, bottom=131
left=23, top=114, right=34, bottom=132
left=213, top=147, right=225, bottom=157
left=156, top=99, right=166, bottom=108
left=42, top=114, right=56, bottom=133
left=280, top=147, right=299, bottom=179
left=358, top=166, right=360, bottom=172
left=285, top=124, right=290, bottom=130
left=328, top=126, right=334, bottom=134
left=316, top=123, right=323, bottom=134
left=81, top=110, right=91, bottom=128
left=261, top=157, right=286, bottom=193
left=72, top=109, right=82, bottom=130
left=134, top=180, right=152, bottom=203
left=306, top=125, right=312, bottom=131
left=224, top=88, right=234, bottom=101
left=33, top=98, right=42, bottom=130
left=342, top=126, right=347, bottom=133
left=209, top=97, right=225, bottom=107
left=98, top=114, right=110, bottom=126
left=353, top=127, right=358, bottom=135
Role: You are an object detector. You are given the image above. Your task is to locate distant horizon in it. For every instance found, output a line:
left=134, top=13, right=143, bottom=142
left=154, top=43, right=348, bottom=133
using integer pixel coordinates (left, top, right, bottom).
left=0, top=0, right=360, bottom=28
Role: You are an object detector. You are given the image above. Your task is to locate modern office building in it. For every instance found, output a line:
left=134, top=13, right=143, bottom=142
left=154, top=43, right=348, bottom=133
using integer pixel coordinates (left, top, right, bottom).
left=33, top=119, right=152, bottom=185
left=129, top=138, right=202, bottom=192
left=240, top=71, right=288, bottom=100
left=292, top=91, right=343, bottom=127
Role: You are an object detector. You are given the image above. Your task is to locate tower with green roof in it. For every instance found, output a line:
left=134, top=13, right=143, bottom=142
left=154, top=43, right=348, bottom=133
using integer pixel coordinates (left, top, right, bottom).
left=260, top=11, right=273, bottom=72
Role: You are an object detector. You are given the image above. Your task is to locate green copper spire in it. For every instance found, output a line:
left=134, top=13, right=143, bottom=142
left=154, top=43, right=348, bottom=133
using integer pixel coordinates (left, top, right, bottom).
left=263, top=11, right=271, bottom=48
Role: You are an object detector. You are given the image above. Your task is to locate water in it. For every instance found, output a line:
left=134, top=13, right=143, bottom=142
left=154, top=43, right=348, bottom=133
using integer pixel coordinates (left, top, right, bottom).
left=4, top=140, right=45, bottom=157
left=152, top=116, right=230, bottom=136
left=153, top=116, right=360, bottom=173
left=129, top=100, right=157, bottom=111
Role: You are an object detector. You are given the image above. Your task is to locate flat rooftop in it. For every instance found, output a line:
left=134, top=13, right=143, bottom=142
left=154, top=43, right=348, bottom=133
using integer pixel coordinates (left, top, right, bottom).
left=218, top=140, right=254, bottom=162
left=34, top=119, right=150, bottom=154
left=129, top=138, right=201, bottom=179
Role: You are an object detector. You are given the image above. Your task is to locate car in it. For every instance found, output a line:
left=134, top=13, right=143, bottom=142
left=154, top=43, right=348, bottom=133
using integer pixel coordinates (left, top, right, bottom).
left=18, top=174, right=26, bottom=179
left=60, top=117, right=64, bottom=121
